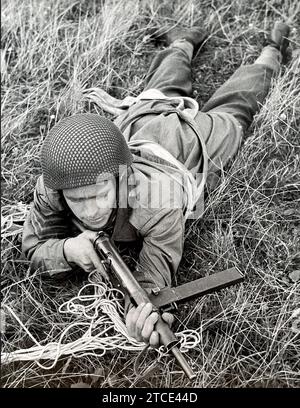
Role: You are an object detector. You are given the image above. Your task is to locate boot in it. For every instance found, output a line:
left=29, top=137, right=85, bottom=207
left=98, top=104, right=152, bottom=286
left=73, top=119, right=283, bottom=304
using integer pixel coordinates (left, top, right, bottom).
left=269, top=22, right=290, bottom=63
left=154, top=26, right=208, bottom=57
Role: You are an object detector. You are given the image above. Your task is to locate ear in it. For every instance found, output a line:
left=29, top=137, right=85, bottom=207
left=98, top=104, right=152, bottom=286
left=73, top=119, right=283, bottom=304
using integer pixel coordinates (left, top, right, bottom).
left=38, top=175, right=67, bottom=212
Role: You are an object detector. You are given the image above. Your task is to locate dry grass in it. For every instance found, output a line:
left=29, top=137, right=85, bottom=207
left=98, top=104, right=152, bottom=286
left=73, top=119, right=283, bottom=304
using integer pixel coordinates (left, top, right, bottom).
left=1, top=0, right=300, bottom=388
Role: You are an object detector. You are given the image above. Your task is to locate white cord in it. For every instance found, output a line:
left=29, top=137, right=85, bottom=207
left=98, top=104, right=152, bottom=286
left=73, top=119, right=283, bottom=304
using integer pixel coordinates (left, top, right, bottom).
left=1, top=270, right=201, bottom=369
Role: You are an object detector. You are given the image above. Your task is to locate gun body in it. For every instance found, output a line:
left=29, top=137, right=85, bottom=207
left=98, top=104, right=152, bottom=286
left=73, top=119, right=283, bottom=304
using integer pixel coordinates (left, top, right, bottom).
left=93, top=231, right=196, bottom=380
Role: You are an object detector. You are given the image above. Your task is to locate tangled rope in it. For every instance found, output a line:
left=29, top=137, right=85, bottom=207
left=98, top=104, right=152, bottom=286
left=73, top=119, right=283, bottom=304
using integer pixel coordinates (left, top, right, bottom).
left=1, top=271, right=201, bottom=369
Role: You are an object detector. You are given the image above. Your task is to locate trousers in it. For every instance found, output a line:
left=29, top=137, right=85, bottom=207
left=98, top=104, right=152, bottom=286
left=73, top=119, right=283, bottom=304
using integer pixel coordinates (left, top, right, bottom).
left=135, top=41, right=281, bottom=187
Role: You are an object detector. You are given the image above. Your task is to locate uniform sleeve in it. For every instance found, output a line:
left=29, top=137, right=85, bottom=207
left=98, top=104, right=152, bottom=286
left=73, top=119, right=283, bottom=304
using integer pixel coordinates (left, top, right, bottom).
left=22, top=176, right=73, bottom=275
left=125, top=207, right=184, bottom=313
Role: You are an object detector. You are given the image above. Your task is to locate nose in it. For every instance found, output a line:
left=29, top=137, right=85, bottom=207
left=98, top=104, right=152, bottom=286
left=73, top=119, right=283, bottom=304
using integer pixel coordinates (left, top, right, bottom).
left=83, top=202, right=102, bottom=221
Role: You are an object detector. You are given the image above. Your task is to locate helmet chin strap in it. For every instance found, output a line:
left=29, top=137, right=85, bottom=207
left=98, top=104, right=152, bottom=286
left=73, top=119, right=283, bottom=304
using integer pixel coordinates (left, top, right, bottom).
left=103, top=175, right=120, bottom=230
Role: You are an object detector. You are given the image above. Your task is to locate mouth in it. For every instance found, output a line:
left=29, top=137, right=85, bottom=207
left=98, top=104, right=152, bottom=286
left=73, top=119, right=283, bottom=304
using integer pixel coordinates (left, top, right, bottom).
left=84, top=216, right=105, bottom=224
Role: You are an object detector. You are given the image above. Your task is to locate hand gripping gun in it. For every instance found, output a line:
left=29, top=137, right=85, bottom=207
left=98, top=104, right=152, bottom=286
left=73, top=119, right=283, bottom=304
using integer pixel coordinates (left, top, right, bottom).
left=92, top=230, right=244, bottom=381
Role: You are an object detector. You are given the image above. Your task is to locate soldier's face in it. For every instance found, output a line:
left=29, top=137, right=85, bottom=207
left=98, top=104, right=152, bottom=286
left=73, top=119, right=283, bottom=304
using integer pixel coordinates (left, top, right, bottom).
left=63, top=178, right=117, bottom=229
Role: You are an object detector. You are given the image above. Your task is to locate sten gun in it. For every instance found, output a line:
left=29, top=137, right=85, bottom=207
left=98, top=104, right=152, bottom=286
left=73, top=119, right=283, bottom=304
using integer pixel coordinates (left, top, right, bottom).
left=91, top=230, right=244, bottom=381
left=93, top=230, right=196, bottom=380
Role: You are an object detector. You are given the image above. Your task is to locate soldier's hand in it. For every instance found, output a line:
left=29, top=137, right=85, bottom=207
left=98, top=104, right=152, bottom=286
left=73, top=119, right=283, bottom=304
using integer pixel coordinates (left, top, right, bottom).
left=63, top=230, right=109, bottom=279
left=126, top=302, right=174, bottom=347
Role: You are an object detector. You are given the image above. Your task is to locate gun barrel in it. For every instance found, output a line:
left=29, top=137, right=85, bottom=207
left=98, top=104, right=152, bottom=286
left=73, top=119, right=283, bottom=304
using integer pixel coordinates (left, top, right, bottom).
left=171, top=346, right=196, bottom=380
left=94, top=232, right=196, bottom=380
